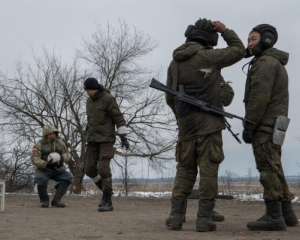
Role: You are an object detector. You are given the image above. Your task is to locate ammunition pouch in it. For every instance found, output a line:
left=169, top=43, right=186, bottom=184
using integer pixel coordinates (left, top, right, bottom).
left=220, top=82, right=234, bottom=107
left=272, top=116, right=290, bottom=146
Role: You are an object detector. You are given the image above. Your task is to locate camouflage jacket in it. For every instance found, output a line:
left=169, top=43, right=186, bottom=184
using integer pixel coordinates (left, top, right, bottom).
left=32, top=126, right=71, bottom=170
left=166, top=29, right=245, bottom=141
left=86, top=90, right=126, bottom=143
left=244, top=48, right=289, bottom=135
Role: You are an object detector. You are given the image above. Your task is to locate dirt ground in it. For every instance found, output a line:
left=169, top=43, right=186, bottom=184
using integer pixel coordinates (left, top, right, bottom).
left=0, top=195, right=300, bottom=240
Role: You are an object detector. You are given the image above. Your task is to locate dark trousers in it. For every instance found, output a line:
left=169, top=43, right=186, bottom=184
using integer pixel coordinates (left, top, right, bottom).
left=85, top=142, right=114, bottom=192
left=34, top=167, right=72, bottom=202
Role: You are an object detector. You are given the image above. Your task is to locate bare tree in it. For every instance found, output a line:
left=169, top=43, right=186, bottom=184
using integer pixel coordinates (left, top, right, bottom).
left=0, top=21, right=176, bottom=194
left=0, top=53, right=87, bottom=193
left=80, top=22, right=176, bottom=192
left=0, top=140, right=34, bottom=192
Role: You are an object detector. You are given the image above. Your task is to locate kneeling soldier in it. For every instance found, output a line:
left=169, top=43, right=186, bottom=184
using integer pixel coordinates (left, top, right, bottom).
left=32, top=126, right=73, bottom=208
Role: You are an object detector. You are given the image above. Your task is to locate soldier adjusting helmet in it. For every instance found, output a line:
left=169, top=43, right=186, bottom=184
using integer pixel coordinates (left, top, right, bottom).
left=185, top=18, right=219, bottom=47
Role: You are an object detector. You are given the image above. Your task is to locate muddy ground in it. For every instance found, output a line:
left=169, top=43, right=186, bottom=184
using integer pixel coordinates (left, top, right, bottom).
left=0, top=195, right=299, bottom=240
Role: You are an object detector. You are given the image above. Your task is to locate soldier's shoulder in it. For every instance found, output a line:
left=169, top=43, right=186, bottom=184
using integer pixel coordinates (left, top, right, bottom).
left=257, top=55, right=278, bottom=65
left=102, top=90, right=116, bottom=103
left=56, top=138, right=66, bottom=145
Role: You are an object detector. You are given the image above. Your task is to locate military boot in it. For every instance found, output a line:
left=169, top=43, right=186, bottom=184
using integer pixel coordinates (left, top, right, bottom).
left=98, top=190, right=114, bottom=212
left=212, top=210, right=225, bottom=222
left=165, top=199, right=187, bottom=224
left=94, top=180, right=104, bottom=207
left=282, top=201, right=299, bottom=226
left=98, top=193, right=105, bottom=208
left=37, top=185, right=49, bottom=208
left=247, top=201, right=287, bottom=231
left=51, top=182, right=69, bottom=208
left=166, top=198, right=186, bottom=231
left=196, top=200, right=216, bottom=232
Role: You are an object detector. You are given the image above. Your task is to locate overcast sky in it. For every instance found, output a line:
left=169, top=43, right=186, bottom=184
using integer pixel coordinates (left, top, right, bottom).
left=0, top=0, right=299, bottom=177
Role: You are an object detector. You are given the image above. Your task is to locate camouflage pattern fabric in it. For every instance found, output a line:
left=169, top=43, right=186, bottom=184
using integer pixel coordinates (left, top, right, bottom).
left=172, top=132, right=224, bottom=201
left=85, top=142, right=114, bottom=192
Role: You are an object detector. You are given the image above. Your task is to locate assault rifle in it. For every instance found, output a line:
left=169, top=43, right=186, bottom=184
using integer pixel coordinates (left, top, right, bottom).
left=150, top=78, right=254, bottom=144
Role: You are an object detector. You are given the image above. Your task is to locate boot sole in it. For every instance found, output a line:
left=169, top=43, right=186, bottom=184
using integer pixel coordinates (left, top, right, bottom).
left=196, top=226, right=217, bottom=232
left=247, top=223, right=287, bottom=231
left=196, top=223, right=217, bottom=232
left=285, top=221, right=299, bottom=227
left=166, top=225, right=182, bottom=231
left=213, top=217, right=225, bottom=222
left=98, top=208, right=114, bottom=212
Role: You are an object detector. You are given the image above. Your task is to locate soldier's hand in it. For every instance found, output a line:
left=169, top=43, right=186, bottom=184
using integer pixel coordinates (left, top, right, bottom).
left=120, top=135, right=130, bottom=150
left=212, top=21, right=226, bottom=33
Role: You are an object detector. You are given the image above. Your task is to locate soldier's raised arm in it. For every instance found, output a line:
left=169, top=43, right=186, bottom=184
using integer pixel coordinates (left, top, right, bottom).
left=195, top=21, right=245, bottom=69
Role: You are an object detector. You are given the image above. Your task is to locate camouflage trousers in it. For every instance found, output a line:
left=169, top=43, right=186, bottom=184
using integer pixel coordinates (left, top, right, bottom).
left=252, top=133, right=294, bottom=201
left=172, top=131, right=224, bottom=201
left=85, top=142, right=114, bottom=193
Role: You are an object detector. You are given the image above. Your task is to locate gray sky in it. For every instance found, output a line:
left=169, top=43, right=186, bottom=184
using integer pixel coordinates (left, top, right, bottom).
left=0, top=0, right=300, bottom=177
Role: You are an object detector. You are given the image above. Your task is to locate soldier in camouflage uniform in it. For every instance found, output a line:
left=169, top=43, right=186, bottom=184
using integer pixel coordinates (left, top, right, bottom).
left=84, top=78, right=129, bottom=212
left=165, top=18, right=245, bottom=232
left=32, top=126, right=73, bottom=208
left=243, top=24, right=298, bottom=231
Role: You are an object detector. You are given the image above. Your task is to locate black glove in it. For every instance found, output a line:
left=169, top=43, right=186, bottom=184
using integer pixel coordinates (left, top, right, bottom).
left=242, top=128, right=254, bottom=144
left=120, top=135, right=130, bottom=150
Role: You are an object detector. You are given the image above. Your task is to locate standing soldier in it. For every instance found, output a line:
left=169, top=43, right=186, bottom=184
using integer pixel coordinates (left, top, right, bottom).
left=243, top=24, right=298, bottom=231
left=165, top=18, right=245, bottom=232
left=32, top=126, right=73, bottom=208
left=84, top=77, right=129, bottom=212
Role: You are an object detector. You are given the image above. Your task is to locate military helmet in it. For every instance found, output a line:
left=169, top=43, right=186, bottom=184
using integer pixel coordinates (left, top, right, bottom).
left=43, top=125, right=59, bottom=137
left=252, top=24, right=278, bottom=49
left=185, top=18, right=219, bottom=46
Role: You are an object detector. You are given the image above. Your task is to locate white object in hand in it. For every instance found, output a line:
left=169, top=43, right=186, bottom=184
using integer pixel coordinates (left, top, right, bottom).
left=117, top=126, right=130, bottom=135
left=47, top=152, right=61, bottom=163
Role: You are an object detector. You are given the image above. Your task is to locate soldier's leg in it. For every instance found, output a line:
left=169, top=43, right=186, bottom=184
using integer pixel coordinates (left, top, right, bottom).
left=51, top=169, right=73, bottom=208
left=196, top=132, right=223, bottom=232
left=167, top=140, right=198, bottom=230
left=247, top=139, right=286, bottom=231
left=85, top=142, right=102, bottom=190
left=272, top=145, right=298, bottom=226
left=97, top=143, right=114, bottom=212
left=34, top=170, right=50, bottom=207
